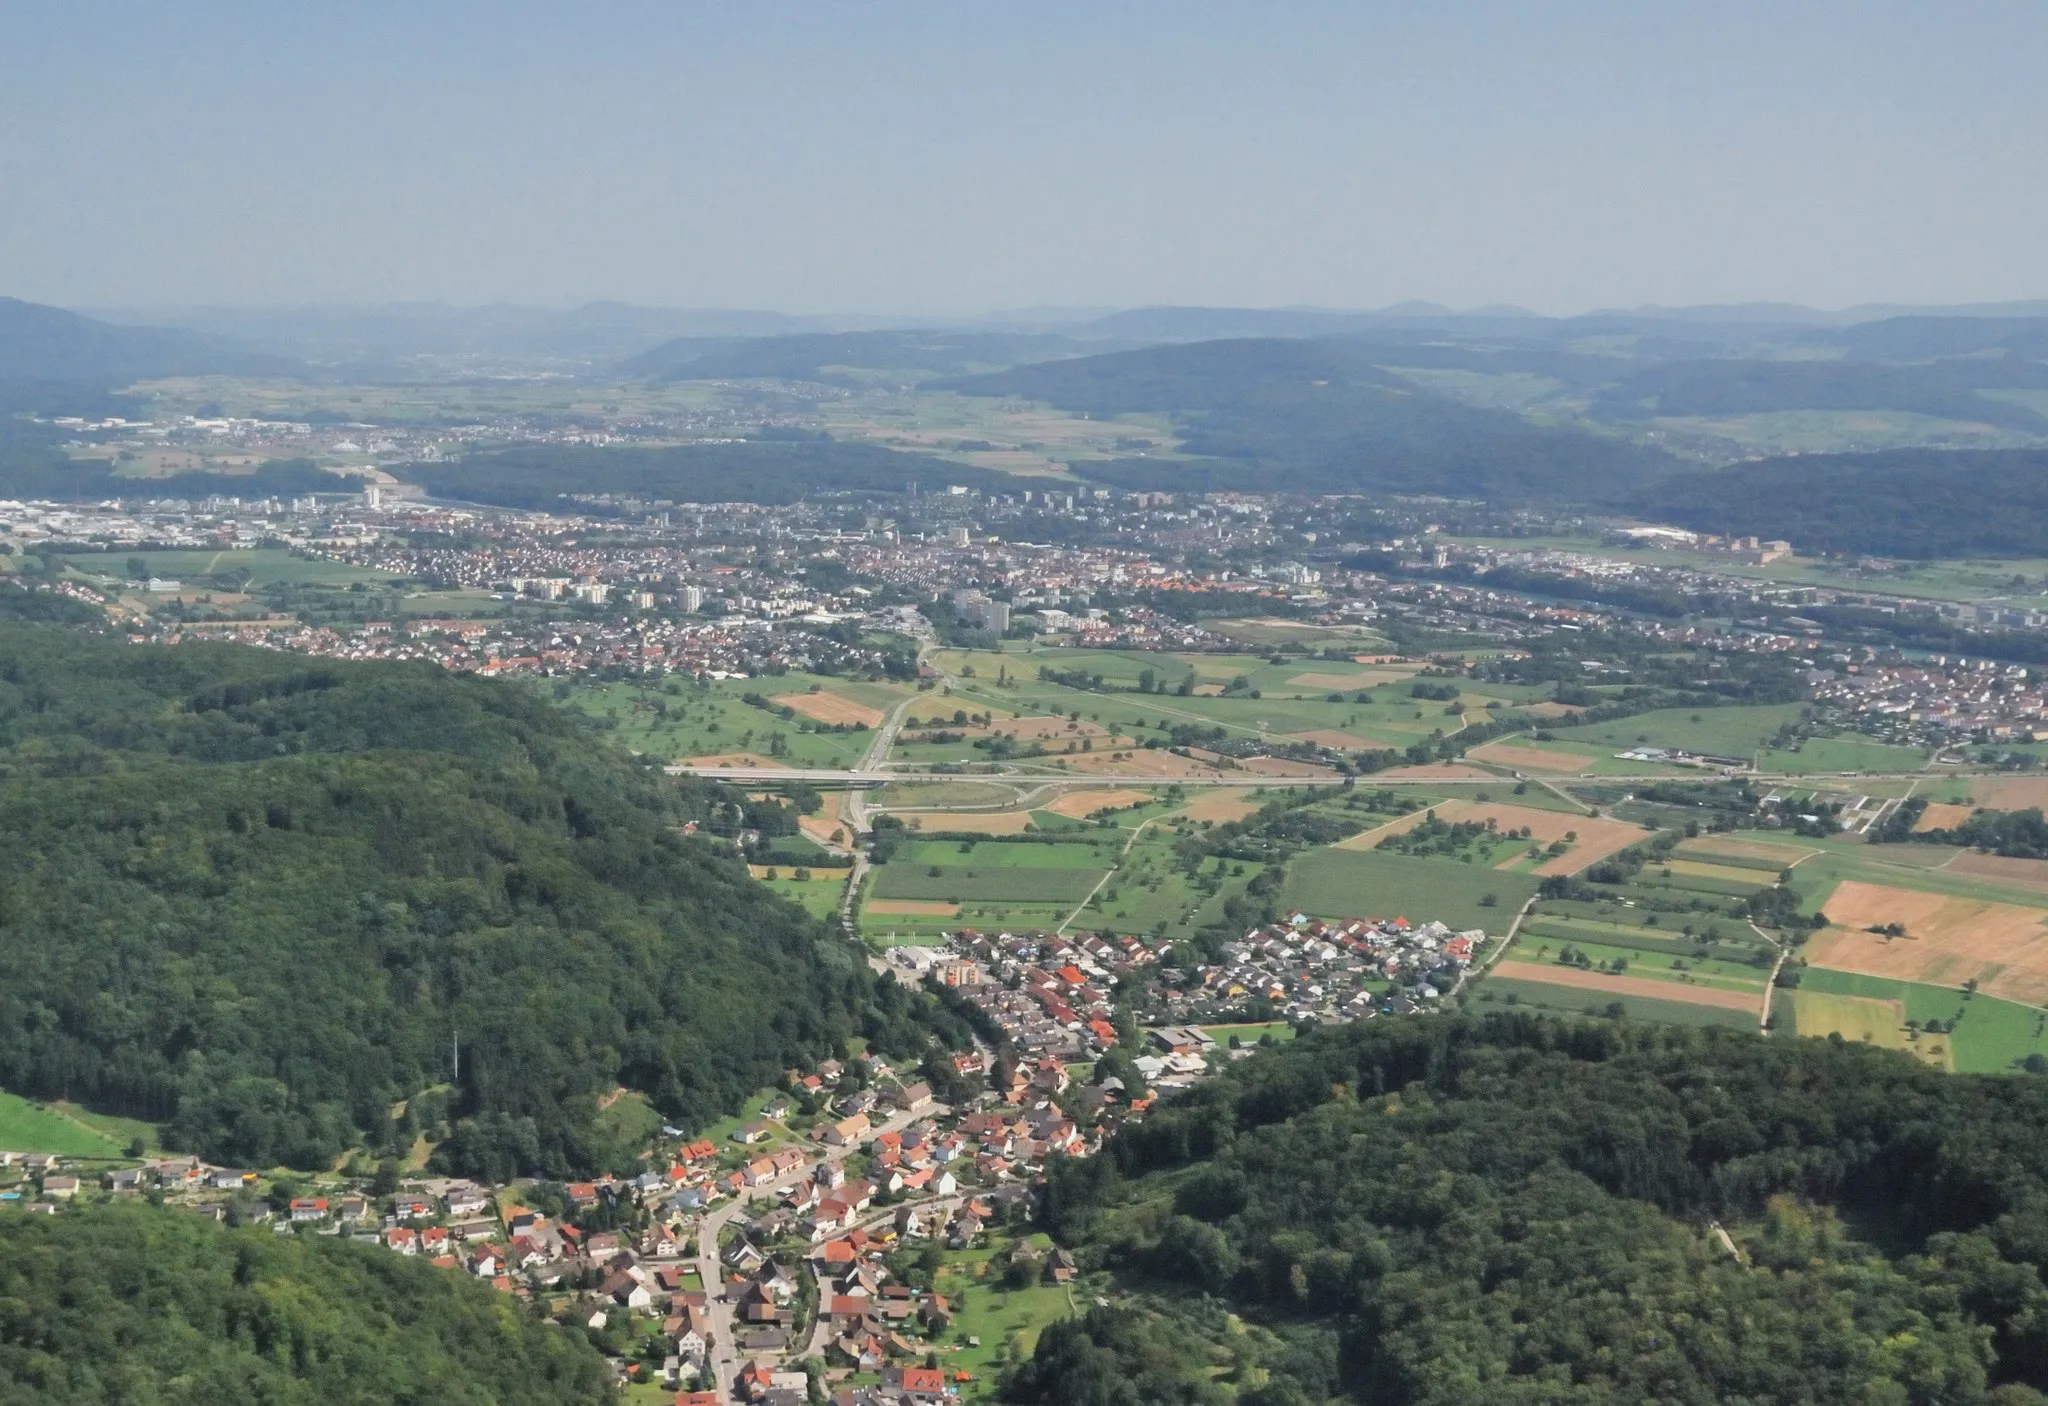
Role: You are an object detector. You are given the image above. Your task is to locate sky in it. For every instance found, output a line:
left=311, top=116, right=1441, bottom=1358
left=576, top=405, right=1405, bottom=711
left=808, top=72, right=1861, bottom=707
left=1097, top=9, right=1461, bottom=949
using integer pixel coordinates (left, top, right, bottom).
left=2, top=1, right=2046, bottom=315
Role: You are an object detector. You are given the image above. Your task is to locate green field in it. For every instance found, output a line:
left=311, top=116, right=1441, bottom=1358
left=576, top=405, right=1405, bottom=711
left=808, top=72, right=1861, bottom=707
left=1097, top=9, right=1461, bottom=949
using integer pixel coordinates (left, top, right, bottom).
left=1471, top=975, right=1760, bottom=1031
left=1791, top=968, right=2048, bottom=1073
left=1758, top=736, right=1928, bottom=773
left=0, top=1090, right=151, bottom=1159
left=1550, top=703, right=1808, bottom=760
left=1281, top=848, right=1539, bottom=933
left=871, top=865, right=1103, bottom=904
left=927, top=1232, right=1080, bottom=1397
left=757, top=872, right=849, bottom=920
left=554, top=673, right=903, bottom=768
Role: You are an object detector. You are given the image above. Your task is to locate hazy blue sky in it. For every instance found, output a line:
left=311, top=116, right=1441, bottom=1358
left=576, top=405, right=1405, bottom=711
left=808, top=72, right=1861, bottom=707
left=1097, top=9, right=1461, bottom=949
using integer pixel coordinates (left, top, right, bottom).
left=3, top=1, right=2045, bottom=313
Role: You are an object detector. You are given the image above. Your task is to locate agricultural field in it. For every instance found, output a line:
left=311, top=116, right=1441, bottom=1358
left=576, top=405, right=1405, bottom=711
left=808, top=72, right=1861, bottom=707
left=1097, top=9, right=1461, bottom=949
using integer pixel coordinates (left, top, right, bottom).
left=1471, top=974, right=1760, bottom=1031
left=1282, top=847, right=1540, bottom=935
left=1798, top=879, right=2048, bottom=1007
left=1758, top=735, right=1929, bottom=774
left=861, top=837, right=1116, bottom=940
left=557, top=672, right=905, bottom=768
left=1492, top=883, right=1777, bottom=1020
left=1784, top=969, right=2048, bottom=1074
left=1549, top=702, right=1808, bottom=760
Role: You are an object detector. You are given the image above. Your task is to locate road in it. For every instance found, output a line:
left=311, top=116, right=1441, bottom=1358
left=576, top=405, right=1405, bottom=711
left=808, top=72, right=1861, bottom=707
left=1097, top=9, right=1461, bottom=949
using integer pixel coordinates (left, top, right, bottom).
left=686, top=1103, right=940, bottom=1397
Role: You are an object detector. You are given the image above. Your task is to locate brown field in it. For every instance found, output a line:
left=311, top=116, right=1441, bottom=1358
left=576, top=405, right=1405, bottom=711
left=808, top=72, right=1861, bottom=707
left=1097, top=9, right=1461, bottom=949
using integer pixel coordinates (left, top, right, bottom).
left=772, top=691, right=885, bottom=728
left=1241, top=756, right=1339, bottom=777
left=1491, top=961, right=1758, bottom=1012
left=1290, top=728, right=1378, bottom=750
left=1060, top=749, right=1222, bottom=777
left=1804, top=879, right=2048, bottom=1004
left=1676, top=836, right=1817, bottom=866
left=1943, top=851, right=2048, bottom=894
left=886, top=810, right=1038, bottom=835
left=679, top=752, right=791, bottom=770
left=799, top=814, right=850, bottom=849
left=1521, top=701, right=1585, bottom=719
left=1915, top=802, right=1978, bottom=832
left=1042, top=789, right=1154, bottom=818
left=1973, top=777, right=2048, bottom=810
left=1287, top=672, right=1386, bottom=691
left=1178, top=792, right=1262, bottom=823
left=866, top=900, right=962, bottom=916
left=1466, top=741, right=1597, bottom=774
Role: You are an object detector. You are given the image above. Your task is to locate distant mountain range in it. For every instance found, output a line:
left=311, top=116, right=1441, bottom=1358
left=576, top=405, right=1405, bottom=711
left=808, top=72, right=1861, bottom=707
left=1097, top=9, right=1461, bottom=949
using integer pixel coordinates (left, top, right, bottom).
left=0, top=297, right=297, bottom=385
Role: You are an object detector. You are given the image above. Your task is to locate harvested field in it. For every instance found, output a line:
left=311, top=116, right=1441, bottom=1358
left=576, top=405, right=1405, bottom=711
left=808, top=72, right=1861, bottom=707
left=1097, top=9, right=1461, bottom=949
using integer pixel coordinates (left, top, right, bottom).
left=1945, top=851, right=2048, bottom=894
left=884, top=810, right=1037, bottom=835
left=1240, top=756, right=1338, bottom=778
left=1805, top=879, right=2048, bottom=1004
left=1290, top=728, right=1378, bottom=749
left=1178, top=792, right=1261, bottom=824
left=772, top=691, right=886, bottom=728
left=1973, top=777, right=2048, bottom=810
left=1060, top=749, right=1222, bottom=777
left=866, top=900, right=961, bottom=916
left=679, top=752, right=791, bottom=770
left=1466, top=742, right=1596, bottom=773
left=1521, top=702, right=1585, bottom=719
left=1914, top=802, right=1978, bottom=832
left=1676, top=836, right=1818, bottom=865
left=1490, top=961, right=1758, bottom=1012
left=799, top=815, right=850, bottom=849
left=1043, top=789, right=1153, bottom=819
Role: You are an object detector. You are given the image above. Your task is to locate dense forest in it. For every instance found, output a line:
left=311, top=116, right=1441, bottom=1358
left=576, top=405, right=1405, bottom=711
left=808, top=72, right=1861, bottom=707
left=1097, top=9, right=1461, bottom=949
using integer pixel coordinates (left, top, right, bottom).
left=0, top=438, right=338, bottom=505
left=0, top=618, right=956, bottom=1176
left=1638, top=448, right=2048, bottom=557
left=0, top=1203, right=610, bottom=1405
left=1012, top=1014, right=2048, bottom=1405
left=414, top=438, right=1020, bottom=510
left=944, top=338, right=1681, bottom=503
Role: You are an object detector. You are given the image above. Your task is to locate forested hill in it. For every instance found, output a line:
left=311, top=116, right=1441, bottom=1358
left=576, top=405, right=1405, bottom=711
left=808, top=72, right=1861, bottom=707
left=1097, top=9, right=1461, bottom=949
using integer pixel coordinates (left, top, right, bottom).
left=1016, top=1013, right=2048, bottom=1405
left=0, top=1202, right=612, bottom=1405
left=1638, top=448, right=2048, bottom=557
left=941, top=338, right=1681, bottom=502
left=0, top=619, right=952, bottom=1178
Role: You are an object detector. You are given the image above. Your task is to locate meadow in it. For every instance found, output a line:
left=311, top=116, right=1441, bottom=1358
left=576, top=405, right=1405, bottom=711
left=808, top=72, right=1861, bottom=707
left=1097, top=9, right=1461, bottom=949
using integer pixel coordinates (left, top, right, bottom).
left=557, top=673, right=905, bottom=768
left=1787, top=968, right=2048, bottom=1074
left=0, top=1090, right=154, bottom=1159
left=1281, top=847, right=1540, bottom=933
